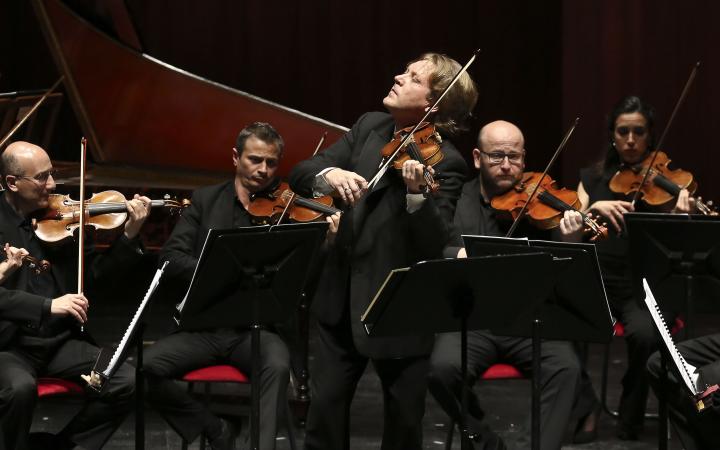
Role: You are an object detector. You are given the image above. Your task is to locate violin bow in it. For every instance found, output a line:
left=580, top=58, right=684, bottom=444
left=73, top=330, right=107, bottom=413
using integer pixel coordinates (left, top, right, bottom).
left=505, top=117, right=580, bottom=238
left=367, top=49, right=481, bottom=190
left=0, top=76, right=64, bottom=149
left=274, top=132, right=327, bottom=225
left=630, top=61, right=701, bottom=208
left=78, top=137, right=87, bottom=332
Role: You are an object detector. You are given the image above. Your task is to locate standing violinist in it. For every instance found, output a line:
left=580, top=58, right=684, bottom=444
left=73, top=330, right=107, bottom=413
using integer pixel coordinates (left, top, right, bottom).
left=428, top=120, right=585, bottom=450
left=288, top=52, right=478, bottom=450
left=576, top=95, right=695, bottom=440
left=0, top=141, right=151, bottom=450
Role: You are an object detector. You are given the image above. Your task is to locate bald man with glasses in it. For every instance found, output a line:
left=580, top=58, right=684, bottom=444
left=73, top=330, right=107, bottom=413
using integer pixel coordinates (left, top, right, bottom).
left=428, top=121, right=586, bottom=450
left=0, top=141, right=151, bottom=450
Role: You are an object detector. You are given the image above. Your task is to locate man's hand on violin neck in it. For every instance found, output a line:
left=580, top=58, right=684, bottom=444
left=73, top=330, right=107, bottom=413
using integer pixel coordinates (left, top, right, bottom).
left=324, top=169, right=368, bottom=206
left=324, top=211, right=342, bottom=246
left=589, top=200, right=634, bottom=234
left=671, top=189, right=696, bottom=214
left=559, top=210, right=584, bottom=243
left=51, top=293, right=89, bottom=324
left=402, top=160, right=433, bottom=194
left=123, top=194, right=152, bottom=240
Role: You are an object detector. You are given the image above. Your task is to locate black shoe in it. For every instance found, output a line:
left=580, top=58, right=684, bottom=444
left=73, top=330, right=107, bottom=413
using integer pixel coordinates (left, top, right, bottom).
left=466, top=426, right=507, bottom=450
left=573, top=408, right=599, bottom=444
left=208, top=418, right=237, bottom=450
left=617, top=423, right=639, bottom=440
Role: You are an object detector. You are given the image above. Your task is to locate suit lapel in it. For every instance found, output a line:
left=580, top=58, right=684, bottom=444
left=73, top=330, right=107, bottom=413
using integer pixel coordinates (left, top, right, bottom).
left=457, top=178, right=483, bottom=236
left=352, top=122, right=395, bottom=234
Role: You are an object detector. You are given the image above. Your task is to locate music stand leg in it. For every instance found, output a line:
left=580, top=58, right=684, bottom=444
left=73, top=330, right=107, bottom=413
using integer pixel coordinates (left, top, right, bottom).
left=135, top=323, right=145, bottom=450
left=460, top=313, right=470, bottom=450
left=250, top=273, right=265, bottom=450
left=685, top=274, right=694, bottom=339
left=531, top=319, right=541, bottom=450
left=658, top=354, right=669, bottom=450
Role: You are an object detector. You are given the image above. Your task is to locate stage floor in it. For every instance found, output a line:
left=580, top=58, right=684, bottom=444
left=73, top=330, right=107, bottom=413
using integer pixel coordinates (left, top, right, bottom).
left=31, top=271, right=714, bottom=449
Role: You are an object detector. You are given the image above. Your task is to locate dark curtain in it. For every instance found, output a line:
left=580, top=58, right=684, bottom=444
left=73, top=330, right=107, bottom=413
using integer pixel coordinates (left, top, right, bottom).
left=561, top=0, right=720, bottom=199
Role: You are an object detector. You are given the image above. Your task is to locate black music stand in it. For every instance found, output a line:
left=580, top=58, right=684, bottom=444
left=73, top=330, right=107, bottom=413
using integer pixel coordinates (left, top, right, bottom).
left=625, top=212, right=720, bottom=449
left=463, top=236, right=612, bottom=449
left=463, top=236, right=614, bottom=343
left=361, top=253, right=560, bottom=450
left=625, top=213, right=720, bottom=331
left=176, top=222, right=327, bottom=450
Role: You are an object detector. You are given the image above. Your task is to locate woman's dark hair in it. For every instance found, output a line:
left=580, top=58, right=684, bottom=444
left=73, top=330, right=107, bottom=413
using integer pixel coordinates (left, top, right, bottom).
left=600, top=95, right=656, bottom=170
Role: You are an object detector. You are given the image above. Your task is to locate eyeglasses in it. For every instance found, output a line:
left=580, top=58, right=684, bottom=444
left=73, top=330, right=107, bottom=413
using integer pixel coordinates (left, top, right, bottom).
left=615, top=126, right=647, bottom=137
left=481, top=151, right=524, bottom=165
left=13, top=169, right=57, bottom=185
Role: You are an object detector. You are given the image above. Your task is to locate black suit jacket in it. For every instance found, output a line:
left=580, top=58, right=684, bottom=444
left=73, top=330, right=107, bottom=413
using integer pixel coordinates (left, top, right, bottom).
left=0, top=192, right=144, bottom=351
left=289, top=112, right=467, bottom=359
left=159, top=181, right=241, bottom=290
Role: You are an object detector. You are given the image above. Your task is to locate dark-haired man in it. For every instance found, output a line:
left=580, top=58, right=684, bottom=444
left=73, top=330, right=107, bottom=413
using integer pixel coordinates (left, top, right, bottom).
left=144, top=122, right=310, bottom=450
left=0, top=141, right=150, bottom=450
left=289, top=52, right=478, bottom=450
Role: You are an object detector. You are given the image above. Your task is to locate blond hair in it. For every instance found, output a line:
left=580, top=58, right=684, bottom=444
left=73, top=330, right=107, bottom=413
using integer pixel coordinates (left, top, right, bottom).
left=413, top=53, right=478, bottom=137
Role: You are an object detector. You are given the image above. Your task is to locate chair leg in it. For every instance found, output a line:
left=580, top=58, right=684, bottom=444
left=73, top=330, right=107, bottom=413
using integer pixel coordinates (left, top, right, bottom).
left=199, top=382, right=211, bottom=450
left=600, top=342, right=618, bottom=418
left=180, top=382, right=194, bottom=450
left=445, top=419, right=455, bottom=450
left=285, top=401, right=298, bottom=450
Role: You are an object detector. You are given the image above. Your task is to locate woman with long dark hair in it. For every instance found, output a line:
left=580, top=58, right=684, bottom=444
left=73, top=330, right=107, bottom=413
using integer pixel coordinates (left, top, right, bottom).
left=576, top=95, right=694, bottom=440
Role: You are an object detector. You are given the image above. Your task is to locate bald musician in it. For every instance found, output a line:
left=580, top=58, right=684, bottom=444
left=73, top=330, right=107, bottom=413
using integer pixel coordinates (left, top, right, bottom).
left=428, top=121, right=584, bottom=450
left=0, top=141, right=151, bottom=450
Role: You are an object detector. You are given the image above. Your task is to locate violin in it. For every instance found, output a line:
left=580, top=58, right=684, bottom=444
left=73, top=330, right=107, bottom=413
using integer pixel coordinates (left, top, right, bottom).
left=32, top=190, right=189, bottom=243
left=248, top=182, right=340, bottom=225
left=492, top=172, right=608, bottom=241
left=609, top=150, right=715, bottom=214
left=378, top=122, right=444, bottom=192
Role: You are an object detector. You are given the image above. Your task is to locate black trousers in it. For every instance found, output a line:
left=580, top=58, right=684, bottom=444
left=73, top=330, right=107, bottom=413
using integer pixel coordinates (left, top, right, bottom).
left=143, top=328, right=289, bottom=450
left=647, top=333, right=720, bottom=449
left=429, top=331, right=581, bottom=450
left=0, top=338, right=135, bottom=450
left=304, top=318, right=429, bottom=450
left=611, top=298, right=676, bottom=430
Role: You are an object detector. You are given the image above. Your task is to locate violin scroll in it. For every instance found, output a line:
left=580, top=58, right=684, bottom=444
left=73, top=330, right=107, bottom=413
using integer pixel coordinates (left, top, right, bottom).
left=24, top=255, right=51, bottom=274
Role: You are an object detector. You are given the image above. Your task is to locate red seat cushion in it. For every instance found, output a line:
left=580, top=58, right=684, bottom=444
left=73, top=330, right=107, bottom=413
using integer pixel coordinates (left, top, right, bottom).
left=37, top=378, right=84, bottom=397
left=614, top=317, right=685, bottom=337
left=481, top=363, right=523, bottom=380
left=181, top=365, right=249, bottom=383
